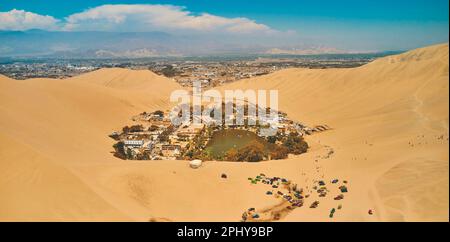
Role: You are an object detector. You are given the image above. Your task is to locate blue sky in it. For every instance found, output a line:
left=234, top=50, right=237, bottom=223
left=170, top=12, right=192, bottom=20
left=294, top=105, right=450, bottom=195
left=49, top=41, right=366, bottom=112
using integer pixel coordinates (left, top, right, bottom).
left=0, top=0, right=448, bottom=51
left=1, top=0, right=448, bottom=22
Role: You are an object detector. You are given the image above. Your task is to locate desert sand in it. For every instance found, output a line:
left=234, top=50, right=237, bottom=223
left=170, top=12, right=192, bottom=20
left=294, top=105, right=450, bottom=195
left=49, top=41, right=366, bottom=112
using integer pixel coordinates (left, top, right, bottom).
left=0, top=44, right=448, bottom=221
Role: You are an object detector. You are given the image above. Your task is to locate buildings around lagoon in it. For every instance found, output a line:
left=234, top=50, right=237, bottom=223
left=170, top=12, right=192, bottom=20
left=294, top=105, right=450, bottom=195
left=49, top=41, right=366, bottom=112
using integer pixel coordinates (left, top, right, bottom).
left=112, top=104, right=325, bottom=160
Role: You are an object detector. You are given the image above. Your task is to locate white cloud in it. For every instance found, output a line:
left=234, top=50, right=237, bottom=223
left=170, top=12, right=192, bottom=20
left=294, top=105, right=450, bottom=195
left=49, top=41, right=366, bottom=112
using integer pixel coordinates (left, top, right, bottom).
left=0, top=5, right=278, bottom=35
left=63, top=4, right=274, bottom=34
left=0, top=9, right=59, bottom=31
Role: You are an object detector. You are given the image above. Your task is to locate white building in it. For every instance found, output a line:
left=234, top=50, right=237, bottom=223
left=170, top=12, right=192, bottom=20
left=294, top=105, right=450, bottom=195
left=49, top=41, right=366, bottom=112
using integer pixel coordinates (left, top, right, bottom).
left=124, top=140, right=144, bottom=147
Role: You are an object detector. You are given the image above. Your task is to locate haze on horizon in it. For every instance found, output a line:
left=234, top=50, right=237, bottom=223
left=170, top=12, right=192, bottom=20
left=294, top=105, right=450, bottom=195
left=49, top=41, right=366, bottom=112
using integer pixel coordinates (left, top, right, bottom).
left=0, top=0, right=448, bottom=57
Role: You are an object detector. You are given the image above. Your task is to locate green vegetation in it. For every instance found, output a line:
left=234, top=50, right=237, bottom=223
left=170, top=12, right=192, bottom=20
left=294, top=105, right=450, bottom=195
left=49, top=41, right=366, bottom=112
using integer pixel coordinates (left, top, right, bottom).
left=158, top=125, right=174, bottom=143
left=148, top=125, right=159, bottom=131
left=205, top=129, right=269, bottom=160
left=110, top=104, right=309, bottom=162
left=122, top=124, right=144, bottom=133
left=282, top=132, right=309, bottom=154
left=108, top=132, right=120, bottom=141
left=112, top=141, right=126, bottom=160
left=153, top=110, right=164, bottom=117
left=234, top=141, right=266, bottom=162
left=182, top=129, right=209, bottom=160
left=269, top=145, right=289, bottom=160
left=203, top=129, right=308, bottom=162
left=159, top=65, right=179, bottom=77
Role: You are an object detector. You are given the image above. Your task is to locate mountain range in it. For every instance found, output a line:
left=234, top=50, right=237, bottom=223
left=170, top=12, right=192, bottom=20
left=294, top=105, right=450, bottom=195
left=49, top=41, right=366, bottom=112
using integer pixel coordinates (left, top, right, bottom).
left=0, top=30, right=385, bottom=58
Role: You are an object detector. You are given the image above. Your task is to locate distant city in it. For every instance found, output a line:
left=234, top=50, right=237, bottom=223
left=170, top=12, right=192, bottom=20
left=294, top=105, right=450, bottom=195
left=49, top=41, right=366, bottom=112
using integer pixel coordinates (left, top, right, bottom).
left=0, top=52, right=402, bottom=87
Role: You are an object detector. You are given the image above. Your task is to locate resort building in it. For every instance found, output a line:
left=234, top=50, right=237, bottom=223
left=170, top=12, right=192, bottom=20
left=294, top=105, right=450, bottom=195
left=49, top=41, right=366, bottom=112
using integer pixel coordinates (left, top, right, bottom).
left=124, top=140, right=144, bottom=147
left=161, top=144, right=182, bottom=157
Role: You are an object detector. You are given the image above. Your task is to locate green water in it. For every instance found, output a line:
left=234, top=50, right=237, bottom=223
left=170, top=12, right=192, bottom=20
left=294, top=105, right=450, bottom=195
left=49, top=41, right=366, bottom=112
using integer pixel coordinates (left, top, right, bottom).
left=205, top=129, right=270, bottom=158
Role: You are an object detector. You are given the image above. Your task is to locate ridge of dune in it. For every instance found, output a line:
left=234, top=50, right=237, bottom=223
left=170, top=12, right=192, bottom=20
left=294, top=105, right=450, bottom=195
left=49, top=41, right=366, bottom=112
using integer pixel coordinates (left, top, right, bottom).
left=68, top=67, right=181, bottom=91
left=217, top=43, right=449, bottom=221
left=371, top=43, right=449, bottom=64
left=0, top=67, right=183, bottom=221
left=0, top=74, right=9, bottom=79
left=219, top=43, right=449, bottom=126
left=0, top=69, right=182, bottom=163
left=0, top=74, right=13, bottom=83
left=0, top=44, right=448, bottom=221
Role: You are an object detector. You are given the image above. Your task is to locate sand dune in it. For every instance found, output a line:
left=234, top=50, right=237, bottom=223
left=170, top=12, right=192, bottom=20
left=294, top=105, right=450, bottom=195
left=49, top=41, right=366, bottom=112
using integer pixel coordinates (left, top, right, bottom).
left=69, top=68, right=180, bottom=91
left=0, top=69, right=180, bottom=221
left=0, top=68, right=180, bottom=163
left=0, top=44, right=448, bottom=221
left=217, top=43, right=449, bottom=221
